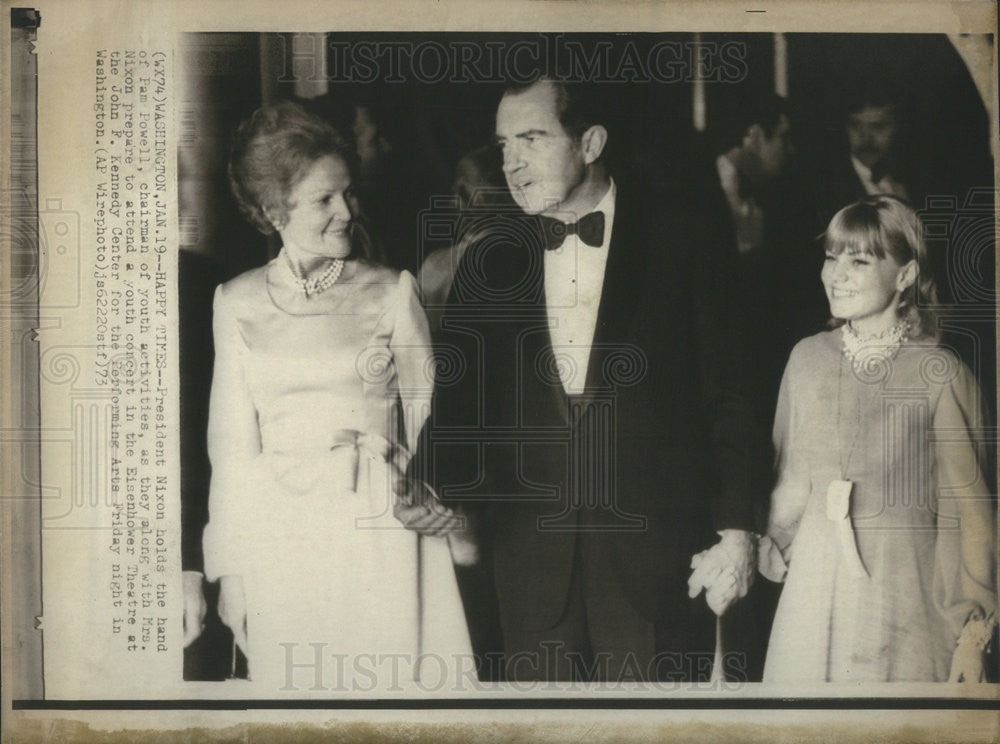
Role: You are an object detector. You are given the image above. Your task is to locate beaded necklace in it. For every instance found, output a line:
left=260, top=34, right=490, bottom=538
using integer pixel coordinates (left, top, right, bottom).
left=826, top=320, right=909, bottom=581
left=281, top=252, right=345, bottom=298
left=840, top=318, right=911, bottom=373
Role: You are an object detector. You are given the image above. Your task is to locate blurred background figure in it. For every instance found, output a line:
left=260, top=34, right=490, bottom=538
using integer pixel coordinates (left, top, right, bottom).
left=711, top=94, right=795, bottom=259
left=845, top=88, right=909, bottom=199
left=417, top=144, right=514, bottom=333
left=345, top=99, right=408, bottom=268
left=704, top=94, right=797, bottom=417
left=805, top=80, right=918, bottom=236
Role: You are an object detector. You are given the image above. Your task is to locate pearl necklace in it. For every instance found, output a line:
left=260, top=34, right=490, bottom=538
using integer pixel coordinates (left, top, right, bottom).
left=841, top=318, right=911, bottom=372
left=284, top=253, right=344, bottom=298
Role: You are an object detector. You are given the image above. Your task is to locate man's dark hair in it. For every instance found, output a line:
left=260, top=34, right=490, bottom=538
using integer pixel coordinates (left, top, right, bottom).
left=502, top=74, right=606, bottom=141
left=845, top=78, right=901, bottom=116
left=711, top=93, right=790, bottom=154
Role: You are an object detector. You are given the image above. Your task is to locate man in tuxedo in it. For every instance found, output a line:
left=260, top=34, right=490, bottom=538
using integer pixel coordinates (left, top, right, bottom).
left=399, top=77, right=765, bottom=682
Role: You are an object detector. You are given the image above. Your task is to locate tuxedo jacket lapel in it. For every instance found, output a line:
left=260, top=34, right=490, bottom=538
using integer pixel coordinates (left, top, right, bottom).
left=528, top=240, right=571, bottom=426
left=577, top=192, right=646, bottom=411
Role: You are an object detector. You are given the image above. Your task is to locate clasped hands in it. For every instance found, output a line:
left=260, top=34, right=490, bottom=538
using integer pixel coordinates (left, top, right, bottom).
left=395, top=468, right=753, bottom=610
left=687, top=529, right=757, bottom=616
left=392, top=469, right=478, bottom=566
left=391, top=468, right=464, bottom=537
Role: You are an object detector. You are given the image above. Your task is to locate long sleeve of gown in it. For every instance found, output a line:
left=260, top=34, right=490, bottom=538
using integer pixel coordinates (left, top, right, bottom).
left=932, top=358, right=997, bottom=639
left=202, top=284, right=262, bottom=581
left=761, top=343, right=812, bottom=582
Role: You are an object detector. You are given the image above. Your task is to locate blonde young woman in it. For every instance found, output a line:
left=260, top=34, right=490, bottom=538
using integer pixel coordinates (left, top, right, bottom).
left=759, top=196, right=995, bottom=682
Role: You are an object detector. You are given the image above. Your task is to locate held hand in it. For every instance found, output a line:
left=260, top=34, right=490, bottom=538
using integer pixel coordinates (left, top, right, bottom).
left=687, top=530, right=757, bottom=616
left=705, top=565, right=739, bottom=616
left=446, top=504, right=480, bottom=566
left=392, top=473, right=464, bottom=537
left=688, top=549, right=739, bottom=615
left=757, top=534, right=790, bottom=583
left=217, top=575, right=248, bottom=653
left=182, top=571, right=208, bottom=647
left=715, top=529, right=757, bottom=600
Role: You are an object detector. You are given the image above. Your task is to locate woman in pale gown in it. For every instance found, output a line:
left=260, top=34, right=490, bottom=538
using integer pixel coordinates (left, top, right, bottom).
left=202, top=101, right=471, bottom=691
left=759, top=196, right=995, bottom=682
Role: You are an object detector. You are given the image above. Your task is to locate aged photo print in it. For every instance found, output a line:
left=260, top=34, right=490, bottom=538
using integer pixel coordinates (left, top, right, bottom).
left=2, top=1, right=998, bottom=741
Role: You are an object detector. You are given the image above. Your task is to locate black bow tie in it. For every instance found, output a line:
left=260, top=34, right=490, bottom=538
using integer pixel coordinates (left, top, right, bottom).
left=539, top=211, right=605, bottom=251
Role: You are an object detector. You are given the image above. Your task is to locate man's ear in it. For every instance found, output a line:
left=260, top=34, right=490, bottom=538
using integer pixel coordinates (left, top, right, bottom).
left=897, top=260, right=918, bottom=292
left=580, top=124, right=608, bottom=165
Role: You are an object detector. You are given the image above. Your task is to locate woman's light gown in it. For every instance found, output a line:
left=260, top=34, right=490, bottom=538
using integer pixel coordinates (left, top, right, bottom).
left=202, top=255, right=471, bottom=692
left=762, top=330, right=996, bottom=682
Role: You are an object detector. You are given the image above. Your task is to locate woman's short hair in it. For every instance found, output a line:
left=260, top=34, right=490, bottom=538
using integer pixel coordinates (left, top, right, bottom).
left=824, top=195, right=939, bottom=338
left=228, top=100, right=357, bottom=236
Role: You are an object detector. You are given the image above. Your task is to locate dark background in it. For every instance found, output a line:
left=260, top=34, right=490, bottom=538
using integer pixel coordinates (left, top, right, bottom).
left=180, top=33, right=993, bottom=273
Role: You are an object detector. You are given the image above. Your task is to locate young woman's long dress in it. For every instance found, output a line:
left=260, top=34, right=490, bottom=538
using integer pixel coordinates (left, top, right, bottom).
left=762, top=330, right=996, bottom=682
left=202, top=257, right=471, bottom=692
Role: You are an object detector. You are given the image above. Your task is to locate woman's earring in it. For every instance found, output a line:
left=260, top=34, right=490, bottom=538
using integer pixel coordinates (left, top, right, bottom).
left=264, top=207, right=283, bottom=231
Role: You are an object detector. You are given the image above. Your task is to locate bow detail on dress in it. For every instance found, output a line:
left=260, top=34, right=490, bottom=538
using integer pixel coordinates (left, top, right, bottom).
left=266, top=428, right=403, bottom=499
left=826, top=479, right=869, bottom=580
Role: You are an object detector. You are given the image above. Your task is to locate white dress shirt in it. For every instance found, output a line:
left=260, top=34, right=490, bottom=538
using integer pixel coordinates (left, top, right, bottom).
left=544, top=179, right=616, bottom=396
left=850, top=155, right=909, bottom=201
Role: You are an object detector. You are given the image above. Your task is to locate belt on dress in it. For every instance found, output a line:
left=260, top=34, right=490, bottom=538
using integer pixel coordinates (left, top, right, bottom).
left=329, top=429, right=392, bottom=493
left=262, top=427, right=399, bottom=496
